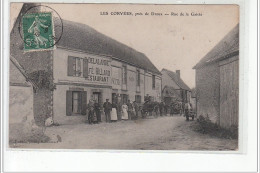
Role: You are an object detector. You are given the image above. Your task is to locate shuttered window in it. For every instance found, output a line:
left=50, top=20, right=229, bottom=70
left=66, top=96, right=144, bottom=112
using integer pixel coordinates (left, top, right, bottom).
left=81, top=91, right=87, bottom=115
left=66, top=91, right=73, bottom=116
left=66, top=90, right=87, bottom=116
left=68, top=56, right=75, bottom=76
left=83, top=58, right=88, bottom=78
left=68, top=56, right=88, bottom=77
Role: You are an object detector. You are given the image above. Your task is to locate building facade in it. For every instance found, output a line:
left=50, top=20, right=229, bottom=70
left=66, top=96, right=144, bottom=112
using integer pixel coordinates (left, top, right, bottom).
left=161, top=69, right=191, bottom=104
left=52, top=47, right=161, bottom=124
left=193, top=24, right=239, bottom=129
left=10, top=4, right=161, bottom=125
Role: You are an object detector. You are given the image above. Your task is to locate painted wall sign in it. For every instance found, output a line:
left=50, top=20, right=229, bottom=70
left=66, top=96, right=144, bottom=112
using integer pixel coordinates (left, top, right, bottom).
left=86, top=56, right=111, bottom=84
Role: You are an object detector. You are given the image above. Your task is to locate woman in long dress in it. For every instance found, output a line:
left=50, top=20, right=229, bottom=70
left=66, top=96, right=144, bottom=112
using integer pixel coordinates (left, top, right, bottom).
left=121, top=103, right=128, bottom=120
left=110, top=103, right=118, bottom=122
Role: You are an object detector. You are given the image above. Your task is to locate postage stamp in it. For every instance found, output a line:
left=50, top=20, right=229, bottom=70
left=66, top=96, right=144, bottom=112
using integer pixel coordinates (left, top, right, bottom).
left=22, top=12, right=54, bottom=51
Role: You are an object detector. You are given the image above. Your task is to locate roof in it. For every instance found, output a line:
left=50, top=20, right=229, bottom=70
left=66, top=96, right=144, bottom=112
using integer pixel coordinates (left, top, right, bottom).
left=55, top=19, right=161, bottom=75
left=162, top=68, right=191, bottom=91
left=10, top=56, right=38, bottom=89
left=193, top=24, right=239, bottom=69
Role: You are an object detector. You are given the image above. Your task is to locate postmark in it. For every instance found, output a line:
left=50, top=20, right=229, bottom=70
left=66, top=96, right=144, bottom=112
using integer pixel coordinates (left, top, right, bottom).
left=18, top=5, right=63, bottom=52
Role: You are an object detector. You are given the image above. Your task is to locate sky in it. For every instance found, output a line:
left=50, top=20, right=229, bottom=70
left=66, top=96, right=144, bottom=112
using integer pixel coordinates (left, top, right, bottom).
left=10, top=3, right=239, bottom=88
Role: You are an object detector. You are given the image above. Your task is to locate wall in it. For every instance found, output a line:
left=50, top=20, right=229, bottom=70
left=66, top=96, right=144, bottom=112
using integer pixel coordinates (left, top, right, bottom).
left=9, top=86, right=34, bottom=124
left=53, top=47, right=161, bottom=124
left=110, top=60, right=147, bottom=103
left=144, top=72, right=162, bottom=102
left=53, top=84, right=111, bottom=124
left=9, top=85, right=35, bottom=142
left=53, top=48, right=112, bottom=86
left=219, top=56, right=239, bottom=128
left=196, top=63, right=220, bottom=123
left=53, top=48, right=114, bottom=124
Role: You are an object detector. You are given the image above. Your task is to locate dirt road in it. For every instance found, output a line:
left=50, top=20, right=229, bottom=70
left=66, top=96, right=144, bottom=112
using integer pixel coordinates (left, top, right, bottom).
left=14, top=116, right=238, bottom=150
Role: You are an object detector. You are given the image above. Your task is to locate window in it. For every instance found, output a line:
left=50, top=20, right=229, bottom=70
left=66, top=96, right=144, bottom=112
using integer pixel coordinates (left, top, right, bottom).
left=74, top=58, right=81, bottom=77
left=136, top=69, right=140, bottom=86
left=121, top=94, right=128, bottom=104
left=72, top=91, right=81, bottom=113
left=68, top=56, right=88, bottom=77
left=122, top=65, right=127, bottom=85
left=152, top=75, right=156, bottom=89
left=66, top=90, right=87, bottom=116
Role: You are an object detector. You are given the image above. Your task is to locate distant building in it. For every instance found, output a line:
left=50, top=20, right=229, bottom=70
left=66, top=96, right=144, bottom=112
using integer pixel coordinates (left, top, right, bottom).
left=161, top=69, right=191, bottom=104
left=10, top=4, right=161, bottom=125
left=193, top=24, right=239, bottom=129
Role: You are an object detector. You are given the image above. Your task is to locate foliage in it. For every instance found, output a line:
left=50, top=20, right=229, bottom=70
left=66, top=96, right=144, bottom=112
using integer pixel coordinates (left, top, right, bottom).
left=28, top=70, right=56, bottom=91
left=192, top=115, right=238, bottom=139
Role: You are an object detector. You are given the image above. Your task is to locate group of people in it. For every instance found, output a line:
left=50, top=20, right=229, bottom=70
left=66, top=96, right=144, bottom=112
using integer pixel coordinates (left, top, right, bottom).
left=87, top=98, right=140, bottom=124
left=156, top=100, right=193, bottom=120
left=86, top=98, right=194, bottom=124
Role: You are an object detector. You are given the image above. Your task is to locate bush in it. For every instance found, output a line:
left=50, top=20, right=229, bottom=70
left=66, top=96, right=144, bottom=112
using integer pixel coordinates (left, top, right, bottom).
left=193, top=115, right=238, bottom=139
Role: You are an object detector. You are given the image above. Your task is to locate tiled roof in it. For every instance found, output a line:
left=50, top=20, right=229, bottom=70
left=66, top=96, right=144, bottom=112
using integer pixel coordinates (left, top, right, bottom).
left=55, top=19, right=161, bottom=75
left=193, top=24, right=239, bottom=69
left=162, top=68, right=191, bottom=91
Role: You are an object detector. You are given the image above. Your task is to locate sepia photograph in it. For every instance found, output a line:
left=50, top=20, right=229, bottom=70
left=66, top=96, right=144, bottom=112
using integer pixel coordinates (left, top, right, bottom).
left=9, top=3, right=239, bottom=150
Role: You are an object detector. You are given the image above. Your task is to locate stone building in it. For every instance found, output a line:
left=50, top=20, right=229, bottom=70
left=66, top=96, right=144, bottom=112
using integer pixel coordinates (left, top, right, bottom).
left=10, top=4, right=161, bottom=125
left=193, top=24, right=239, bottom=129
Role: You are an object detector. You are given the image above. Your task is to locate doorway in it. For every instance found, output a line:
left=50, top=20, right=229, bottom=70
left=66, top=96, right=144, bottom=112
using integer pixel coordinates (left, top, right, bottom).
left=93, top=92, right=101, bottom=104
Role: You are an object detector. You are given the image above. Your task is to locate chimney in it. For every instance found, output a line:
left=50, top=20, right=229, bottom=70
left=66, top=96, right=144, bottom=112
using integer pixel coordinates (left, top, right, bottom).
left=176, top=70, right=180, bottom=78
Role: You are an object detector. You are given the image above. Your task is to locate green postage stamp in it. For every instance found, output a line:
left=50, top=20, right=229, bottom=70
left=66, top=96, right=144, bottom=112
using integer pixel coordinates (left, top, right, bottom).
left=22, top=12, right=54, bottom=51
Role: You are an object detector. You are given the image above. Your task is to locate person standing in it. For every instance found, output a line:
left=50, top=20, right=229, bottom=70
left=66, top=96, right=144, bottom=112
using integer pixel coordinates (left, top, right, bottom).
left=111, top=102, right=118, bottom=122
left=103, top=99, right=112, bottom=123
left=133, top=101, right=139, bottom=119
left=94, top=100, right=101, bottom=123
left=184, top=102, right=191, bottom=121
left=121, top=102, right=128, bottom=120
left=117, top=101, right=122, bottom=121
left=159, top=101, right=165, bottom=116
left=87, top=99, right=95, bottom=124
left=127, top=100, right=133, bottom=120
left=154, top=102, right=159, bottom=117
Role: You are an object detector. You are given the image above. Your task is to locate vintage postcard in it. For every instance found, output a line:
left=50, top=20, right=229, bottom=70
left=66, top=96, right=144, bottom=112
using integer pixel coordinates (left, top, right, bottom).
left=9, top=3, right=239, bottom=150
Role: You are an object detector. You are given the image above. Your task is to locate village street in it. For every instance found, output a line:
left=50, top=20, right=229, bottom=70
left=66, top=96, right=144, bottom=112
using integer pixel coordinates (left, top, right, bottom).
left=14, top=116, right=238, bottom=150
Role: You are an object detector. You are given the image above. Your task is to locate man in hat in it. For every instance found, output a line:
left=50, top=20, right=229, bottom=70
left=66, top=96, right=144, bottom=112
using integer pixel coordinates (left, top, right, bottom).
left=103, top=99, right=112, bottom=123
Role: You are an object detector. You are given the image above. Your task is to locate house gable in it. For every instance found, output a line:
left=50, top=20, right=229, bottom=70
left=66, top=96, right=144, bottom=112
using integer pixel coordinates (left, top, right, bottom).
left=161, top=70, right=180, bottom=90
